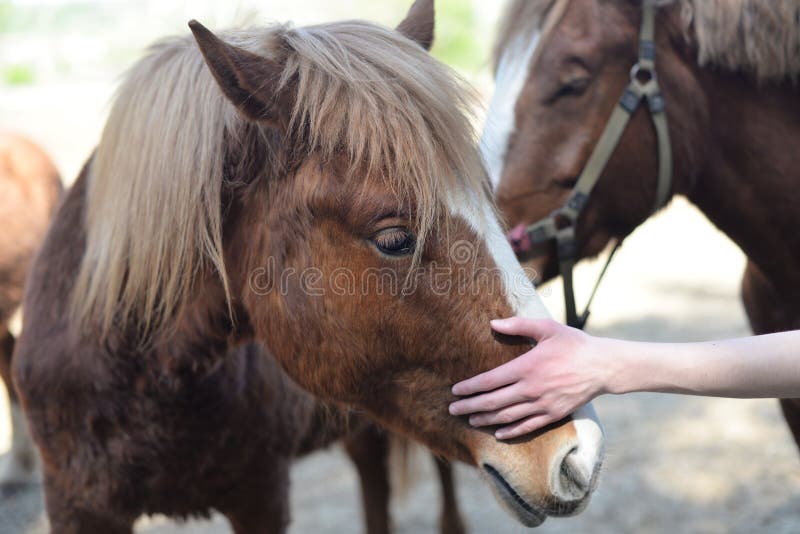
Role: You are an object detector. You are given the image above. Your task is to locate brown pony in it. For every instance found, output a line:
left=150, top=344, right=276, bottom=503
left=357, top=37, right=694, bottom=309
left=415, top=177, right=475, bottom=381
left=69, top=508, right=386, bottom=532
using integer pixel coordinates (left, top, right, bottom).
left=0, top=133, right=62, bottom=491
left=13, top=1, right=605, bottom=532
left=483, top=0, right=800, bottom=445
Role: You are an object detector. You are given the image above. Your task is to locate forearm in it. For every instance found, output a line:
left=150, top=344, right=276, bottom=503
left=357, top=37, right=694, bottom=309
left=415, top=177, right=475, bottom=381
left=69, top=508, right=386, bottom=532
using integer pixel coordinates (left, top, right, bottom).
left=601, top=330, right=800, bottom=399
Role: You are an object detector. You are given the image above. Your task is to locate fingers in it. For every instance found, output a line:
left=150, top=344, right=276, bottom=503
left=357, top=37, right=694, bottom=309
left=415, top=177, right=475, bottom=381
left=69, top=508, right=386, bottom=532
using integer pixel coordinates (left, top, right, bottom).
left=451, top=357, right=526, bottom=396
left=449, top=384, right=526, bottom=416
left=467, top=401, right=543, bottom=428
left=490, top=317, right=559, bottom=340
left=451, top=318, right=560, bottom=397
left=495, top=413, right=557, bottom=440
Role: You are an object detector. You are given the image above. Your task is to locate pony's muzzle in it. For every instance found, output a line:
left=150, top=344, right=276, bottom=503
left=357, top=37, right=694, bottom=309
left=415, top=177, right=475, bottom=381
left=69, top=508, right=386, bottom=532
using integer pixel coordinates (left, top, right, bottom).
left=474, top=403, right=604, bottom=525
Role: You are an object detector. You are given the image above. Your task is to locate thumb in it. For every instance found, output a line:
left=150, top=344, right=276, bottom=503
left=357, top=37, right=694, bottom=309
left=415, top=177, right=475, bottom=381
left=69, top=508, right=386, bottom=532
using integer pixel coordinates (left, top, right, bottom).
left=490, top=317, right=559, bottom=341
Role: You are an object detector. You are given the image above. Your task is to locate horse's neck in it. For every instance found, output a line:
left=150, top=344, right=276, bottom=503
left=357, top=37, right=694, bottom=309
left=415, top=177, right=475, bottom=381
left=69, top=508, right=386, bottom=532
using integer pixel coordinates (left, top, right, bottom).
left=153, top=283, right=238, bottom=369
left=686, top=72, right=800, bottom=298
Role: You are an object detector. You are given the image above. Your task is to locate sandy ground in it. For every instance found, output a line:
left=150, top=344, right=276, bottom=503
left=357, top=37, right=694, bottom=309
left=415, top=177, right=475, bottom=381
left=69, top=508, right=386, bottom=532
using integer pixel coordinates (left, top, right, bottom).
left=2, top=81, right=800, bottom=534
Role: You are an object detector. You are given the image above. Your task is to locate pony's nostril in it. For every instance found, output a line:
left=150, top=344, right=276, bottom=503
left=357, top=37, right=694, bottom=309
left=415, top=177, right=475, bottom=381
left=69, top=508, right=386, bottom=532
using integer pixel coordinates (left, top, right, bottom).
left=549, top=404, right=603, bottom=511
left=552, top=446, right=591, bottom=503
left=562, top=449, right=590, bottom=494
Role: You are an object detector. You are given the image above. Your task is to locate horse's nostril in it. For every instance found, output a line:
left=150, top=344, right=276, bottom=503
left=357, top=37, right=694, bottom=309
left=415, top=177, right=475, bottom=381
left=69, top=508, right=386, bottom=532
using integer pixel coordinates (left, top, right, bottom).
left=552, top=446, right=591, bottom=503
left=507, top=223, right=531, bottom=254
left=562, top=449, right=590, bottom=494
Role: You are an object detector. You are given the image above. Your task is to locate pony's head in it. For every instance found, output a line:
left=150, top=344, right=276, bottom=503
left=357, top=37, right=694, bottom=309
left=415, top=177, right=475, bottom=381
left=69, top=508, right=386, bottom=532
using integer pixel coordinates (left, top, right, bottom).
left=74, top=1, right=603, bottom=523
left=482, top=0, right=712, bottom=280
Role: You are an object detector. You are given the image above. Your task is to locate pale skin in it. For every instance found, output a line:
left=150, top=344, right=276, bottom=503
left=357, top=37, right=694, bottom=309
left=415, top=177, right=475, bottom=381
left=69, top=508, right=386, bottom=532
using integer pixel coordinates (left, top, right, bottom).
left=450, top=317, right=800, bottom=440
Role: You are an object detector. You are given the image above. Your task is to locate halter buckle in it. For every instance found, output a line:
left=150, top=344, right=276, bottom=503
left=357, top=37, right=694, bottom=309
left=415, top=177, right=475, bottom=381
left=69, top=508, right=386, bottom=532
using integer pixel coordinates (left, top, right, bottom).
left=630, top=63, right=656, bottom=84
left=552, top=209, right=576, bottom=231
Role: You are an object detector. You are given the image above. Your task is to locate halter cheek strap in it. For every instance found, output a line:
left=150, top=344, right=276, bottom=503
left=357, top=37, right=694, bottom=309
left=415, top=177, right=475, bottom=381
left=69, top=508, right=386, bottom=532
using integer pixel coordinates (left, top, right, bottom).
left=509, top=0, right=672, bottom=329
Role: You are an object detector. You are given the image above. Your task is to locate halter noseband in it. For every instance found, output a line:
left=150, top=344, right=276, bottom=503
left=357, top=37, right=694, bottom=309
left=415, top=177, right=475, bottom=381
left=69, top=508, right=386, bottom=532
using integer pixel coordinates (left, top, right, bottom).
left=508, top=0, right=672, bottom=330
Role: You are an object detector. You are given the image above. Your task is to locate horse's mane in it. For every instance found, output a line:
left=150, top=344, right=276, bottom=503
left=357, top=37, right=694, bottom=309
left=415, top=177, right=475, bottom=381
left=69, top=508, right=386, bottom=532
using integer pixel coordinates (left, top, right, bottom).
left=494, top=0, right=800, bottom=82
left=74, top=20, right=486, bottom=339
left=678, top=0, right=800, bottom=81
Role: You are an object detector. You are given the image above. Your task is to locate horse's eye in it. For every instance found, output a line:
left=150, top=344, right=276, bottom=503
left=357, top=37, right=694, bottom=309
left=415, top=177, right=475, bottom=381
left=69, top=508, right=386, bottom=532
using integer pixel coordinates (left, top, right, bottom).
left=371, top=227, right=415, bottom=257
left=553, top=76, right=590, bottom=101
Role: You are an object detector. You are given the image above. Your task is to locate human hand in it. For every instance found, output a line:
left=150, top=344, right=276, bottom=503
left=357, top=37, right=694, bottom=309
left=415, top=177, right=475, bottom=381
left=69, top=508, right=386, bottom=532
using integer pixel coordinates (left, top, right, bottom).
left=449, top=318, right=610, bottom=439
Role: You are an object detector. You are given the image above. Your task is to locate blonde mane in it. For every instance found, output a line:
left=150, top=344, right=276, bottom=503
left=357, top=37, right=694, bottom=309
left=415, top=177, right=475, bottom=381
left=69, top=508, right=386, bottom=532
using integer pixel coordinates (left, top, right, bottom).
left=495, top=0, right=800, bottom=81
left=73, top=20, right=486, bottom=340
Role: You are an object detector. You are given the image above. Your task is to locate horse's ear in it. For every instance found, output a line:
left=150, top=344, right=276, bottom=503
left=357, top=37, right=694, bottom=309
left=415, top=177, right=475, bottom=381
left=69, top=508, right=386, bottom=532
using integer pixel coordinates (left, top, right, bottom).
left=189, top=20, right=284, bottom=125
left=396, top=0, right=435, bottom=51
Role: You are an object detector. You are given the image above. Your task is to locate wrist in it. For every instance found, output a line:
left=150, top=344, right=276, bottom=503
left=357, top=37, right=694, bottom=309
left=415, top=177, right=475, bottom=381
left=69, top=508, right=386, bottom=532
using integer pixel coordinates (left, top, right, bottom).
left=594, top=336, right=638, bottom=395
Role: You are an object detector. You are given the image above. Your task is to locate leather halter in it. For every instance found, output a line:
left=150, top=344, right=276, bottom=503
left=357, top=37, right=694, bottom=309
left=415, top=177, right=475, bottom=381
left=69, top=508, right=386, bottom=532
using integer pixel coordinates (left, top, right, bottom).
left=508, top=0, right=672, bottom=329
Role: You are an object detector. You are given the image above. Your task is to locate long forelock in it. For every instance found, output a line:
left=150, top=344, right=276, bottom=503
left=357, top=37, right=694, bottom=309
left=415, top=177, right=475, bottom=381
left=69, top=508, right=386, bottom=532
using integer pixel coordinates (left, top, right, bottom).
left=72, top=19, right=489, bottom=341
left=277, top=21, right=488, bottom=249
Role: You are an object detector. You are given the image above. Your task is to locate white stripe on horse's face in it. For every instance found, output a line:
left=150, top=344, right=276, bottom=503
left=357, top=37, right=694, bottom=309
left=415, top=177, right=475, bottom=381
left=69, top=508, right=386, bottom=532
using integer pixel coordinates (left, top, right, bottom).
left=449, top=192, right=604, bottom=494
left=480, top=32, right=541, bottom=191
left=448, top=192, right=549, bottom=321
left=480, top=203, right=551, bottom=320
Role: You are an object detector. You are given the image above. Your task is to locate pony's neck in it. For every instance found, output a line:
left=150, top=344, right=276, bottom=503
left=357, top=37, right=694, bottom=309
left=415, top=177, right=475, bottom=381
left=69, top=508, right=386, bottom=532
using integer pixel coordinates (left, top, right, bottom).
left=147, top=276, right=243, bottom=374
left=148, top=188, right=259, bottom=373
left=685, top=71, right=800, bottom=297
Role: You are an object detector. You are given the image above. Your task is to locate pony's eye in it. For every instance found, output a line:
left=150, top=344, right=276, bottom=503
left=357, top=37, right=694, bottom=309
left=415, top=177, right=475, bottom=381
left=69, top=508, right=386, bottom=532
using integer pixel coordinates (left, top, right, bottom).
left=371, top=227, right=415, bottom=257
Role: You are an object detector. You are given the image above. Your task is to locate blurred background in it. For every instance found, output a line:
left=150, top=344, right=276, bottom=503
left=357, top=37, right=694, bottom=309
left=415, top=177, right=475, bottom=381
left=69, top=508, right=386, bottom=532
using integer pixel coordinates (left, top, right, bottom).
left=1, top=1, right=799, bottom=533
left=0, top=0, right=501, bottom=183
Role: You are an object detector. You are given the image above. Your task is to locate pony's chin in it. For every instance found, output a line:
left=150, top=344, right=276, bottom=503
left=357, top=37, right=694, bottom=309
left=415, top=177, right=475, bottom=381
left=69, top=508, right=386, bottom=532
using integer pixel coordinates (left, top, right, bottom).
left=482, top=464, right=547, bottom=527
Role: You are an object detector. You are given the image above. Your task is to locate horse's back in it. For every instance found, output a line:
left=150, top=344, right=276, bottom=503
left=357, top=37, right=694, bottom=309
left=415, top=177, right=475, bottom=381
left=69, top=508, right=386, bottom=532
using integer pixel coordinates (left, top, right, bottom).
left=0, top=133, right=62, bottom=323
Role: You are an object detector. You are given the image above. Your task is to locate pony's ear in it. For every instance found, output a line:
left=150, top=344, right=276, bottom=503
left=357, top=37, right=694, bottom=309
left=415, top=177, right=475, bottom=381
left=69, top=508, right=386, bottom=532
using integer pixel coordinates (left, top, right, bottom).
left=396, top=0, right=435, bottom=51
left=189, top=20, right=285, bottom=125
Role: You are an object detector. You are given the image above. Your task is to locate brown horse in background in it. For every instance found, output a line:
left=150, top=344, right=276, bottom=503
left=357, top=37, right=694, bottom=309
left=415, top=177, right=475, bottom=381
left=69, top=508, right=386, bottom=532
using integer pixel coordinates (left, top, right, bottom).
left=0, top=133, right=62, bottom=491
left=13, top=1, right=605, bottom=532
left=483, top=0, right=800, bottom=446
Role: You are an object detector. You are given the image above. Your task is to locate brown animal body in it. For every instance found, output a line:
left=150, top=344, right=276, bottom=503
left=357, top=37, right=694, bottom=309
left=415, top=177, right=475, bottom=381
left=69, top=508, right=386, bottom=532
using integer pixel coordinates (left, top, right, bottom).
left=0, top=133, right=62, bottom=490
left=13, top=1, right=605, bottom=532
left=484, top=0, right=800, bottom=449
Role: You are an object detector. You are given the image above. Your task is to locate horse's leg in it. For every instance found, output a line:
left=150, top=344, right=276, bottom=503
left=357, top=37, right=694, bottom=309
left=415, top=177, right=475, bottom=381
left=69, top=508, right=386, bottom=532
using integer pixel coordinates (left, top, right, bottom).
left=47, top=509, right=133, bottom=534
left=344, top=423, right=391, bottom=534
left=741, top=260, right=800, bottom=451
left=43, top=478, right=134, bottom=534
left=219, top=459, right=291, bottom=534
left=0, top=328, right=38, bottom=492
left=432, top=456, right=465, bottom=534
left=740, top=260, right=796, bottom=336
left=779, top=400, right=800, bottom=451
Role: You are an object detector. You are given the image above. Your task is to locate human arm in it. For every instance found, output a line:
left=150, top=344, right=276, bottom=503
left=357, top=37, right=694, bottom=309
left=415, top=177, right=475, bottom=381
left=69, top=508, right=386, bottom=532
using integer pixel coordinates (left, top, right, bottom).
left=449, top=317, right=800, bottom=439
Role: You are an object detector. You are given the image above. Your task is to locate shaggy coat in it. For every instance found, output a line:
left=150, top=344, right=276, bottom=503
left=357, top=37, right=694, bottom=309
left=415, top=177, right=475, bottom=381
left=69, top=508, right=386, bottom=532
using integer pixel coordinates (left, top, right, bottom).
left=14, top=1, right=601, bottom=532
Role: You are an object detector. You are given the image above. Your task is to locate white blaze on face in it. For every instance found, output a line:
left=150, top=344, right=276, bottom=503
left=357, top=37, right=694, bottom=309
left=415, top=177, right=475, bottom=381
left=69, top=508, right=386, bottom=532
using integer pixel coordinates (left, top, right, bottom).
left=450, top=192, right=604, bottom=492
left=482, top=203, right=551, bottom=320
left=449, top=191, right=549, bottom=320
left=480, top=32, right=541, bottom=191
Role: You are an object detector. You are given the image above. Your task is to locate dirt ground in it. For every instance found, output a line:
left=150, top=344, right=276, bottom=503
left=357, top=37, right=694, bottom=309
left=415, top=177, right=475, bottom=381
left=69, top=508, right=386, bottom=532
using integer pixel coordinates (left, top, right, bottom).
left=2, top=81, right=800, bottom=534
